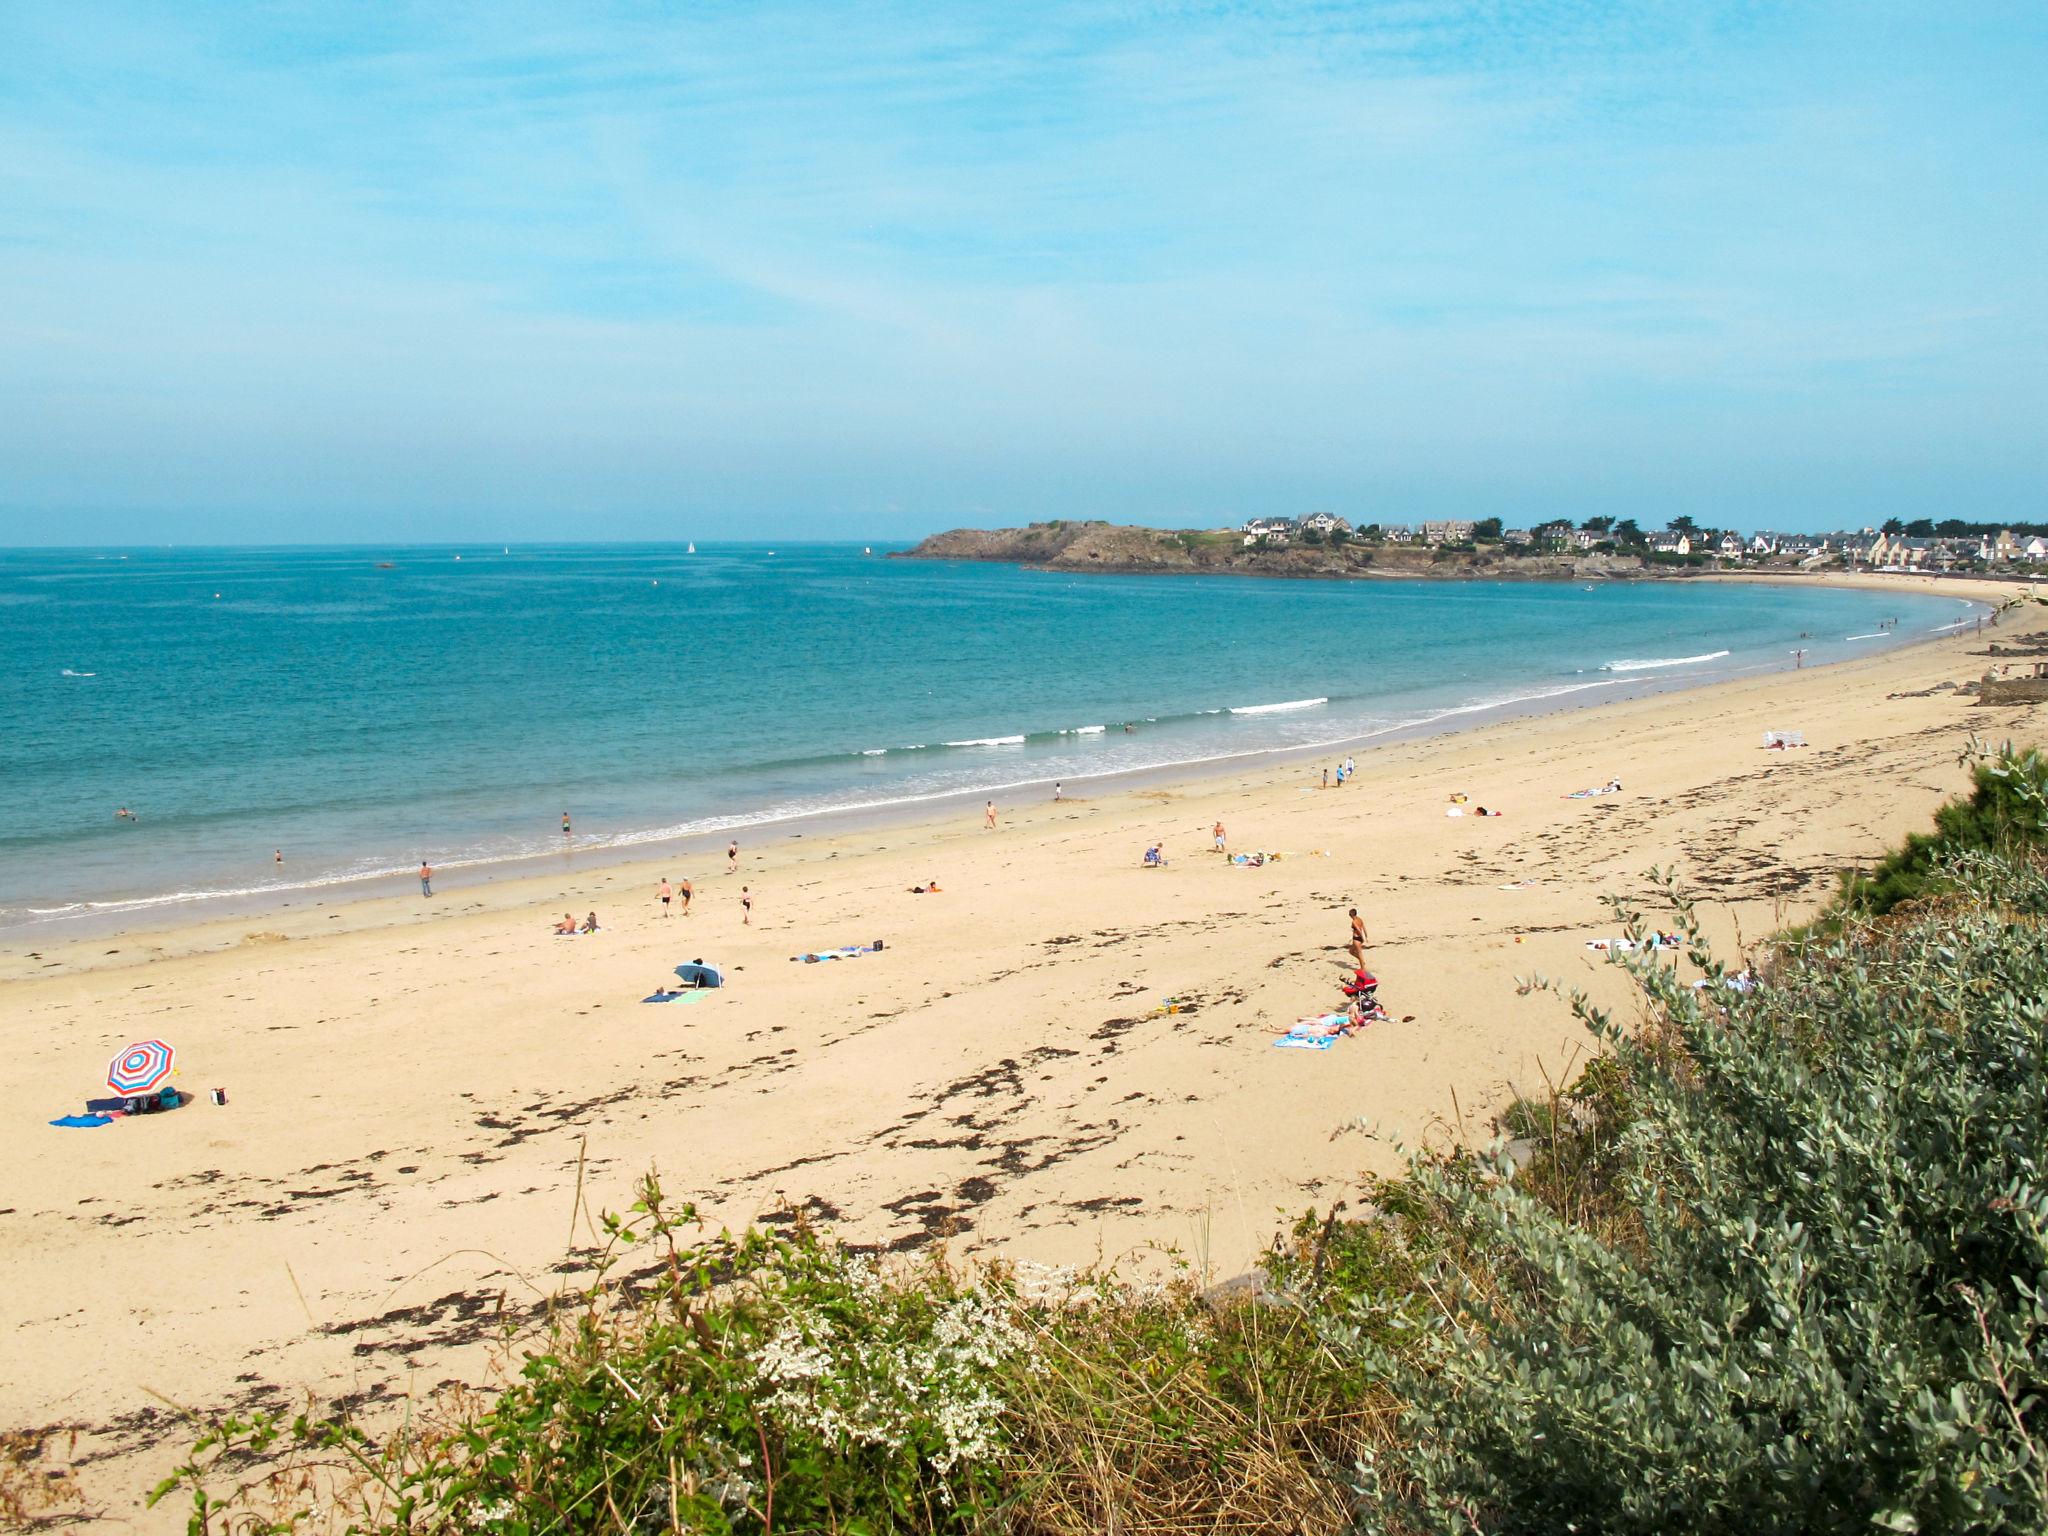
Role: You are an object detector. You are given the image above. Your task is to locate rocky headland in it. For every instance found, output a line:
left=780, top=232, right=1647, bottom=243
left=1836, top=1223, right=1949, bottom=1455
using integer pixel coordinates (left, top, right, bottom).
left=896, top=521, right=1687, bottom=581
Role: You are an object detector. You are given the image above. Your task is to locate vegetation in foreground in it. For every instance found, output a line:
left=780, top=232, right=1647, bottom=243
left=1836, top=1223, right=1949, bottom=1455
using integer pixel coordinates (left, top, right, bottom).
left=131, top=746, right=2048, bottom=1534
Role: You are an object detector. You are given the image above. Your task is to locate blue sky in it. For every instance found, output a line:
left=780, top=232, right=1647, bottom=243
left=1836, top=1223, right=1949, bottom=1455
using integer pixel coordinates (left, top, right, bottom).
left=0, top=1, right=2042, bottom=543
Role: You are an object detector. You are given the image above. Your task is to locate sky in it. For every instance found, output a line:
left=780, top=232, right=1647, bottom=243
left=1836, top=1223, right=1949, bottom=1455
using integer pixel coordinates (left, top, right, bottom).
left=0, top=1, right=2043, bottom=544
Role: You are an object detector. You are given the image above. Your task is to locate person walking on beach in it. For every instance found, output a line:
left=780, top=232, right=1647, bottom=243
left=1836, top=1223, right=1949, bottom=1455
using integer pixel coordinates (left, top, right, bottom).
left=658, top=878, right=673, bottom=917
left=985, top=799, right=998, bottom=830
left=1053, top=781, right=1062, bottom=802
left=679, top=877, right=694, bottom=914
left=741, top=886, right=753, bottom=925
left=1348, top=907, right=1367, bottom=965
left=1213, top=820, right=1227, bottom=854
left=420, top=861, right=433, bottom=896
left=726, top=839, right=739, bottom=874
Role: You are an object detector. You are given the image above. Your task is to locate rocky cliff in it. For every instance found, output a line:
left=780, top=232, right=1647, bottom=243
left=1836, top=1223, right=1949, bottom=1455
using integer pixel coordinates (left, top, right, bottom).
left=897, top=521, right=1668, bottom=581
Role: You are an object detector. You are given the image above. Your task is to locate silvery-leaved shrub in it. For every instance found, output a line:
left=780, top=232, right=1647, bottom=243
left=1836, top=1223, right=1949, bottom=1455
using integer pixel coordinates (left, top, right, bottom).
left=1347, top=788, right=2048, bottom=1533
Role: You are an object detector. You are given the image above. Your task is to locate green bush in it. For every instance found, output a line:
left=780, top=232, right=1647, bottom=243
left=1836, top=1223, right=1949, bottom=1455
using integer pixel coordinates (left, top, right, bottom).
left=154, top=1189, right=1026, bottom=1534
left=1838, top=746, right=2048, bottom=915
left=1347, top=841, right=2048, bottom=1535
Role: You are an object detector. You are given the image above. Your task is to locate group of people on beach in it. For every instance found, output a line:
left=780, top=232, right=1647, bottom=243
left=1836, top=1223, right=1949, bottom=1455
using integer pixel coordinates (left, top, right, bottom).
left=1320, top=756, right=1358, bottom=790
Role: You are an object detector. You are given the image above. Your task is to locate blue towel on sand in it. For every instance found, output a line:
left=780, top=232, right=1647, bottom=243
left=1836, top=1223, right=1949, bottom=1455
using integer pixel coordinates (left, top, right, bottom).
left=642, top=991, right=707, bottom=1004
left=1272, top=1034, right=1337, bottom=1051
left=51, top=1114, right=114, bottom=1127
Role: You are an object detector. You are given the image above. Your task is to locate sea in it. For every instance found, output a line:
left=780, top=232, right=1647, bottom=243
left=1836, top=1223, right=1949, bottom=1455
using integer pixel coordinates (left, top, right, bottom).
left=0, top=543, right=1980, bottom=935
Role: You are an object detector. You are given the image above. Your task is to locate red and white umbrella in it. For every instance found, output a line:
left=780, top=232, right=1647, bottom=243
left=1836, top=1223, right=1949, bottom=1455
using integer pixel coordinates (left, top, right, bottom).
left=107, top=1039, right=175, bottom=1095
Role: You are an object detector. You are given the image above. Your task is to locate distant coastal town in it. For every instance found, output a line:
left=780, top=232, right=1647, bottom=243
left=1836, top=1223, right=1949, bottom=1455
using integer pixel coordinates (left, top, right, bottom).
left=1230, top=513, right=2048, bottom=572
left=906, top=514, right=2048, bottom=581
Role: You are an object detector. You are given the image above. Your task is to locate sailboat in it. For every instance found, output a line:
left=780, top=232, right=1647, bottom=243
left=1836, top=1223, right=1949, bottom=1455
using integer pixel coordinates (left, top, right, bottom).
left=864, top=546, right=873, bottom=555
left=687, top=542, right=696, bottom=554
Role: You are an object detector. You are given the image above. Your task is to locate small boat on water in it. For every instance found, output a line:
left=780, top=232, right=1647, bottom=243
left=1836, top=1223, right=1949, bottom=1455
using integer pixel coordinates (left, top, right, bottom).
left=864, top=546, right=873, bottom=555
left=376, top=562, right=395, bottom=569
left=687, top=542, right=696, bottom=554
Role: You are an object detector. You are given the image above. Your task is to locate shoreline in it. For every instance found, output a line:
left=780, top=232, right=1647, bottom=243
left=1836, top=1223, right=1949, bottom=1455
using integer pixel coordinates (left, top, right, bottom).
left=4, top=573, right=2042, bottom=1521
left=1, top=573, right=1999, bottom=961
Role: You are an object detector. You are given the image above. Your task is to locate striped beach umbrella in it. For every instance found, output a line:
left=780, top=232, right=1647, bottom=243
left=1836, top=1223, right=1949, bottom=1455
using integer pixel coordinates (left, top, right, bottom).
left=107, top=1039, right=175, bottom=1095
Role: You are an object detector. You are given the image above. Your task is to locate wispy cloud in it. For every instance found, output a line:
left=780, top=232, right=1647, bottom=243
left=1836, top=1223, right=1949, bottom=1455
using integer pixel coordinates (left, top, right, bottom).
left=0, top=0, right=2042, bottom=540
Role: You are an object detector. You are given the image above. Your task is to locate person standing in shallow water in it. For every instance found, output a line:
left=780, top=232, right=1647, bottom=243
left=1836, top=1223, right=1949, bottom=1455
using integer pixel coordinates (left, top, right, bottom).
left=561, top=810, right=572, bottom=838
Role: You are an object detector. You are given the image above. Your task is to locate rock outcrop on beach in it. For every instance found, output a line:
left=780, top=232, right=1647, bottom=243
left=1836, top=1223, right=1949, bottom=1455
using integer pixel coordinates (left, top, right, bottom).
left=898, top=521, right=1666, bottom=581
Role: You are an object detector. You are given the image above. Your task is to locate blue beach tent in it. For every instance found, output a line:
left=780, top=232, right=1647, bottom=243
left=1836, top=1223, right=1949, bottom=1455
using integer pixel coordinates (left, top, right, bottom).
left=674, top=961, right=726, bottom=989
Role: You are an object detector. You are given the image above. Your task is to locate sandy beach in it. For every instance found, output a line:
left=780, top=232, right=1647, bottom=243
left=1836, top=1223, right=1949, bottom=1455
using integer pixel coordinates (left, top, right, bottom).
left=5, top=573, right=2042, bottom=1522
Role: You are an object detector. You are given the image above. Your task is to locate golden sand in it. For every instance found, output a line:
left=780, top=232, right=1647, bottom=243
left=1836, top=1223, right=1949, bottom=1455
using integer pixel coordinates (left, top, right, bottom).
left=4, top=573, right=2041, bottom=1519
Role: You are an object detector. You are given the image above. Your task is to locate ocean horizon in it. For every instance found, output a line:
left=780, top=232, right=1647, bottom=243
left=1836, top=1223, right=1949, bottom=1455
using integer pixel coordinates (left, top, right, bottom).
left=0, top=542, right=1978, bottom=934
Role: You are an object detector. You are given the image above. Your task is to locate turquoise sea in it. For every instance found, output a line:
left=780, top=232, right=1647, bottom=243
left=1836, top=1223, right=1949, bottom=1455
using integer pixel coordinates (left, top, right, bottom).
left=0, top=544, right=1979, bottom=933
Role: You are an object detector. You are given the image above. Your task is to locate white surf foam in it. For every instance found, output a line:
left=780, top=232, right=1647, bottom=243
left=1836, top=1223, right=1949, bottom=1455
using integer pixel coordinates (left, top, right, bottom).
left=1599, top=651, right=1730, bottom=673
left=1229, top=697, right=1328, bottom=715
left=945, top=735, right=1027, bottom=747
